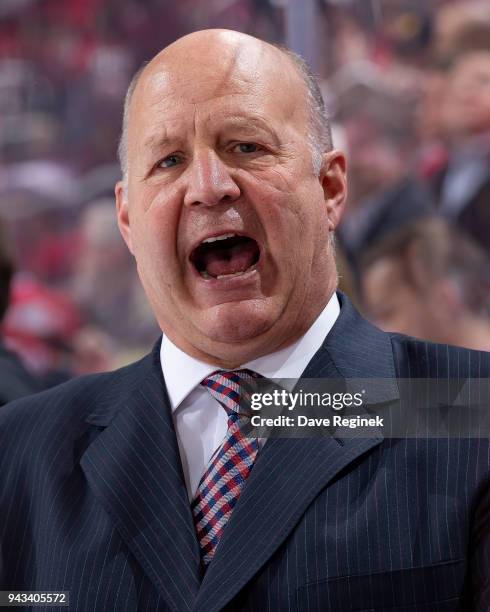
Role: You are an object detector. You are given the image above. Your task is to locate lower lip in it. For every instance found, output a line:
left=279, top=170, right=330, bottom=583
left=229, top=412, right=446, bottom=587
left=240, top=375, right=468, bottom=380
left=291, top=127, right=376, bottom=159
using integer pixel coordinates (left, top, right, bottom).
left=191, top=264, right=260, bottom=289
left=188, top=254, right=262, bottom=290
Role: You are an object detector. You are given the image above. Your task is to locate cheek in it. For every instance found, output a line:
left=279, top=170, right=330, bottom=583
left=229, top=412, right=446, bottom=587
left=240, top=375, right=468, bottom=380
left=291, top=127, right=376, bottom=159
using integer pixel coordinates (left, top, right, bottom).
left=245, top=169, right=324, bottom=229
left=130, top=187, right=182, bottom=265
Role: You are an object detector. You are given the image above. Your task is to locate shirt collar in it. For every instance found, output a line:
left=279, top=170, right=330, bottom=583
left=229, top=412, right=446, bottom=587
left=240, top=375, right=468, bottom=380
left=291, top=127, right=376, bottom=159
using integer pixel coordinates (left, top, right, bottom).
left=161, top=292, right=340, bottom=412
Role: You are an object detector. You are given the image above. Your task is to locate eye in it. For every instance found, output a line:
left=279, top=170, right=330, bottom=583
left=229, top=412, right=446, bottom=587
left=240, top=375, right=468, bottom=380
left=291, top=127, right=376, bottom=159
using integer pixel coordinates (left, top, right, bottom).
left=158, top=154, right=183, bottom=169
left=232, top=142, right=259, bottom=154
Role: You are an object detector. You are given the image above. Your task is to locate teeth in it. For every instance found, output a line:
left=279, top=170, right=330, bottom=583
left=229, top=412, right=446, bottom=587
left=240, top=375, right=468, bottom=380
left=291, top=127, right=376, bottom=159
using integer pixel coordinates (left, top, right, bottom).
left=199, top=267, right=256, bottom=280
left=216, top=271, right=246, bottom=279
left=202, top=233, right=237, bottom=244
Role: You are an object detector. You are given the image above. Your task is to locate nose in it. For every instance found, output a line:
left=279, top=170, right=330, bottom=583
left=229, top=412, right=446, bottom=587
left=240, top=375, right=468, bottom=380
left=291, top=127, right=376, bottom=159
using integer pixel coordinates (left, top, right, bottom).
left=183, top=149, right=241, bottom=208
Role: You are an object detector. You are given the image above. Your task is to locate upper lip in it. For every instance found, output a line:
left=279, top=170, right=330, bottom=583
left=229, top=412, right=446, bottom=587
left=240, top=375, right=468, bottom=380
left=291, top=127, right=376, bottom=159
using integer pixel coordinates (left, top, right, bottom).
left=187, top=230, right=260, bottom=259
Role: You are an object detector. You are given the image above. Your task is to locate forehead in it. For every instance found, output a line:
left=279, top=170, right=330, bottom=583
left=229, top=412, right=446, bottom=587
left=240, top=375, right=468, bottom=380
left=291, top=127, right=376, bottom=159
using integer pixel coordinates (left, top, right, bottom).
left=128, top=44, right=308, bottom=142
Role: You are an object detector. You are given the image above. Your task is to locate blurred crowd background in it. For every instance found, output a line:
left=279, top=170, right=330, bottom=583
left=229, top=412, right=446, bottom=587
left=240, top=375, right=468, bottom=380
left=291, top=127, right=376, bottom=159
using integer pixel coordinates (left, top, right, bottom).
left=0, top=0, right=489, bottom=402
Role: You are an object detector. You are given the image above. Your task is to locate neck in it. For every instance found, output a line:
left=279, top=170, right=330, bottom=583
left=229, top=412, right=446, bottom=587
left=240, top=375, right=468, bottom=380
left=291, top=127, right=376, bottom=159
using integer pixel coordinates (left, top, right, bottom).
left=166, top=285, right=338, bottom=369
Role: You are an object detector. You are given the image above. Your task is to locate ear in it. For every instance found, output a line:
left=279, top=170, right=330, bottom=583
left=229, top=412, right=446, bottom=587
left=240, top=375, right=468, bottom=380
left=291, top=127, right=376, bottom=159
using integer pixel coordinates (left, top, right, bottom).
left=319, top=150, right=347, bottom=232
left=115, top=181, right=134, bottom=255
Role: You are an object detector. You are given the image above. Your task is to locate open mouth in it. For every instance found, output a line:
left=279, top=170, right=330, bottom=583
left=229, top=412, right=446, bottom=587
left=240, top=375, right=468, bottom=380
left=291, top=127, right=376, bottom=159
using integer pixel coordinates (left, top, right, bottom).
left=190, top=233, right=261, bottom=280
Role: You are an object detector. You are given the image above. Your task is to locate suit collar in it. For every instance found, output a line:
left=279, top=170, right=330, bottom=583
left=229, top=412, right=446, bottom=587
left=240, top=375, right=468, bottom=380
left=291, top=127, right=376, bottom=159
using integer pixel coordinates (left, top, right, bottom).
left=327, top=291, right=398, bottom=380
left=84, top=342, right=162, bottom=427
left=301, top=291, right=399, bottom=404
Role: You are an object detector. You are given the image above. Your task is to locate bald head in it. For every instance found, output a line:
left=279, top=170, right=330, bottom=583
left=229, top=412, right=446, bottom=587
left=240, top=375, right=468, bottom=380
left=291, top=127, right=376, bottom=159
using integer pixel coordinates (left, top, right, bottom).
left=118, top=29, right=331, bottom=188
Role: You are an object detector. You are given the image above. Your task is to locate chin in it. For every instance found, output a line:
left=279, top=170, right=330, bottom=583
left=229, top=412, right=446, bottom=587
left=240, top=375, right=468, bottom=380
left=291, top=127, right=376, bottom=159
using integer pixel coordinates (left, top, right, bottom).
left=201, top=300, right=278, bottom=344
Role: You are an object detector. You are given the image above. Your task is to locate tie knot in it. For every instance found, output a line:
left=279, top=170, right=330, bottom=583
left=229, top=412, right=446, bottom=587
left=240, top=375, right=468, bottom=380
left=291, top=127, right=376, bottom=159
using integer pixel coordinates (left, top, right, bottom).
left=201, top=369, right=261, bottom=417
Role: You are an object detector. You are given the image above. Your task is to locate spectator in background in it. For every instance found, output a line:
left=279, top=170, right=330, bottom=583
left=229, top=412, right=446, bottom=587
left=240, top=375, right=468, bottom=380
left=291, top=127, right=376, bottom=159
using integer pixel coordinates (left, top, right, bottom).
left=2, top=276, right=81, bottom=388
left=360, top=218, right=490, bottom=350
left=3, top=272, right=128, bottom=384
left=414, top=2, right=490, bottom=258
left=433, top=48, right=490, bottom=257
left=434, top=0, right=490, bottom=65
left=334, top=82, right=434, bottom=280
left=71, top=198, right=158, bottom=357
left=0, top=219, right=38, bottom=406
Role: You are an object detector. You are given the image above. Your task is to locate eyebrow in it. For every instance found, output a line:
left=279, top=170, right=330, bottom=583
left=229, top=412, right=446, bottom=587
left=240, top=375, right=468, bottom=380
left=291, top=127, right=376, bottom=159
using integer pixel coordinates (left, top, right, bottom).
left=141, top=113, right=279, bottom=152
left=220, top=114, right=279, bottom=141
left=142, top=133, right=173, bottom=152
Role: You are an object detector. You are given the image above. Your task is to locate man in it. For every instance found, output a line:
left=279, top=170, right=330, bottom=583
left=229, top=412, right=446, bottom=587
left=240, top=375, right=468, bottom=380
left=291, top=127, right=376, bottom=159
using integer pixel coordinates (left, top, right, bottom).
left=0, top=220, right=38, bottom=406
left=434, top=48, right=490, bottom=258
left=0, top=30, right=489, bottom=611
left=361, top=217, right=490, bottom=350
left=334, top=82, right=435, bottom=280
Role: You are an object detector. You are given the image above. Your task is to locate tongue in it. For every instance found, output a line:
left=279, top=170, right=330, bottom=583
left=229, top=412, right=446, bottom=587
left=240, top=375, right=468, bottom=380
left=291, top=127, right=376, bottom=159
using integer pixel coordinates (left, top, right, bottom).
left=204, top=241, right=257, bottom=277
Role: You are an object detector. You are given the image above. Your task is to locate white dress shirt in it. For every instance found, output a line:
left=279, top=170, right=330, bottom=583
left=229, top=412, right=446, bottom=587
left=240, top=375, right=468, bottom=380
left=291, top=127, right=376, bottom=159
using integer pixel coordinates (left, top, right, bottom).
left=160, top=293, right=340, bottom=499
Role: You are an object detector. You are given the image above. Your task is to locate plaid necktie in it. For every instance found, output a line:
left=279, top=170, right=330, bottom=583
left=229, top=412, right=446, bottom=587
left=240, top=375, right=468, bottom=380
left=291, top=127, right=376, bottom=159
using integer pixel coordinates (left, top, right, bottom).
left=192, top=369, right=261, bottom=565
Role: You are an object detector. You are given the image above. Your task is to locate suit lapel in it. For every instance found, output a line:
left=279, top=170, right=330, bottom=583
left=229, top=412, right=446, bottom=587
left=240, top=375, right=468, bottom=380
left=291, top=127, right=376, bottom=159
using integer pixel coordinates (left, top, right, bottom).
left=194, top=292, right=399, bottom=612
left=80, top=346, right=201, bottom=612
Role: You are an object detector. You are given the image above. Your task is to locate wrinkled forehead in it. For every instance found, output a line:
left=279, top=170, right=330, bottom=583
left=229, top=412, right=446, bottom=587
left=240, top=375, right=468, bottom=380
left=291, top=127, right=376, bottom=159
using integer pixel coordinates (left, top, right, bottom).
left=128, top=39, right=309, bottom=140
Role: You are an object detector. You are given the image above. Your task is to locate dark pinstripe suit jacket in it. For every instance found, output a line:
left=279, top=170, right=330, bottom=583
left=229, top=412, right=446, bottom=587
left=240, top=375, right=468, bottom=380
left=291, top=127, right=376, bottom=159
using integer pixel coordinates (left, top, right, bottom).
left=1, top=293, right=490, bottom=612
